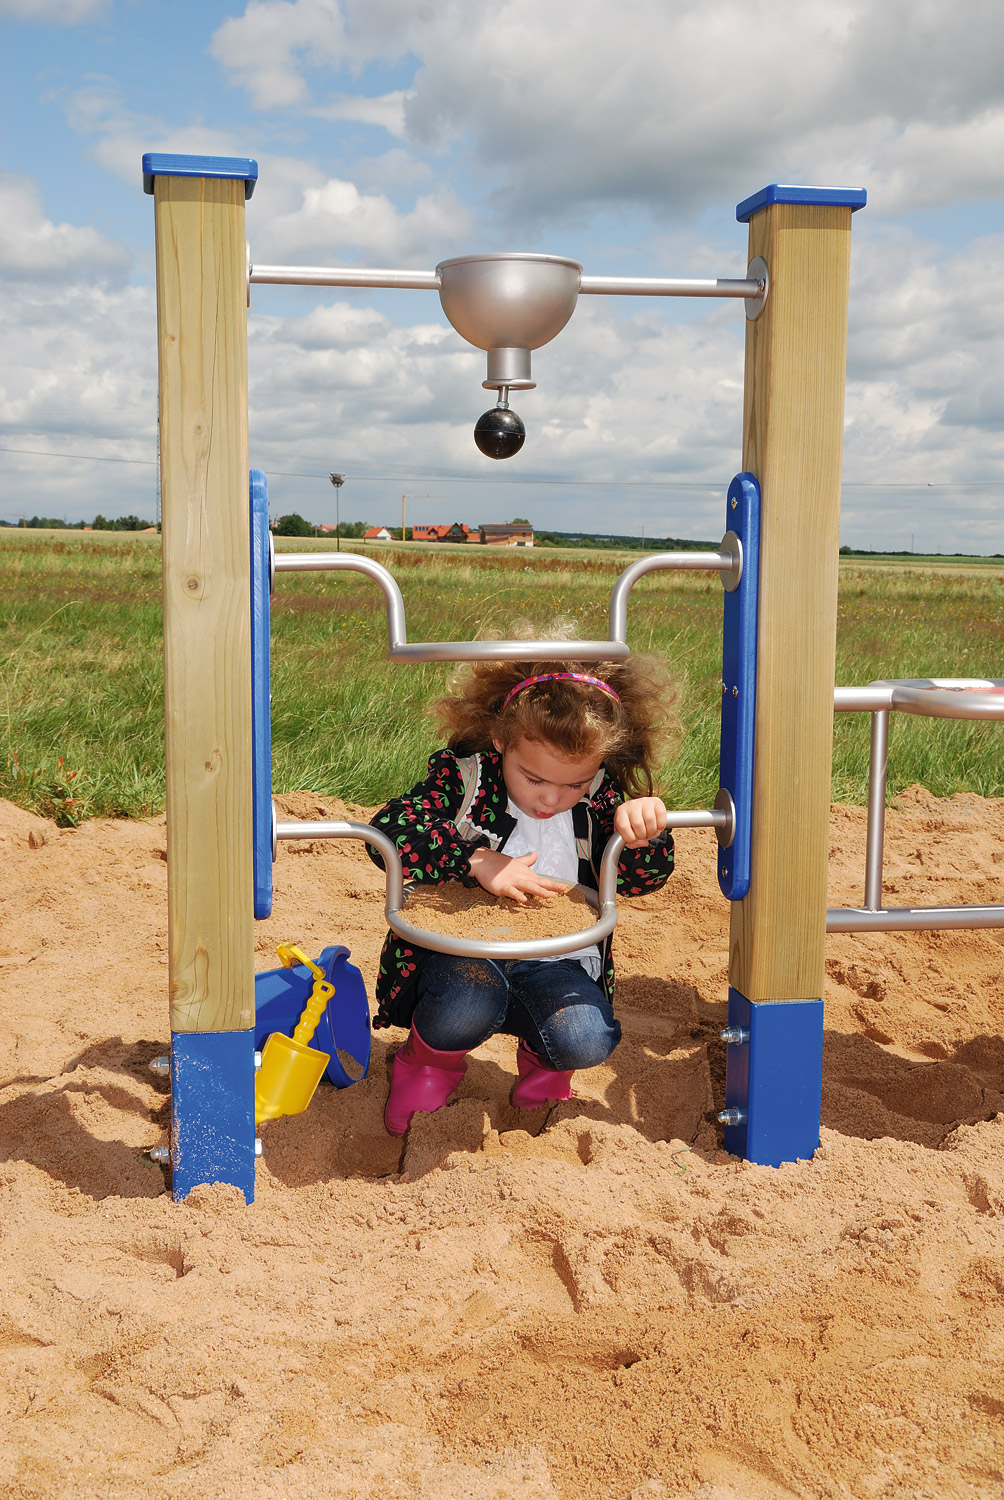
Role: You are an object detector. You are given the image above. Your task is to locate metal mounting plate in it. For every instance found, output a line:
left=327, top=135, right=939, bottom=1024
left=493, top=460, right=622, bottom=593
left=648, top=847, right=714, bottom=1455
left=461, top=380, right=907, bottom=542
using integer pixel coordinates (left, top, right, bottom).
left=717, top=473, right=760, bottom=899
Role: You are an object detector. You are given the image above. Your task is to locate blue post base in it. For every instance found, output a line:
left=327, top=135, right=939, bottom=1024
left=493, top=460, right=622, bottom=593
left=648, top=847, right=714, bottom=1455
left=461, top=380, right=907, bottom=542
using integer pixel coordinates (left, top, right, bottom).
left=170, top=1030, right=256, bottom=1203
left=722, top=987, right=823, bottom=1166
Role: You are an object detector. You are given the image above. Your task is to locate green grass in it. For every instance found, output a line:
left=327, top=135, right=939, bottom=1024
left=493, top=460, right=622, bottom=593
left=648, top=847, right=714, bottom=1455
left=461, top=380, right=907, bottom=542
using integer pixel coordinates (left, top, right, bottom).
left=1, top=529, right=1002, bottom=823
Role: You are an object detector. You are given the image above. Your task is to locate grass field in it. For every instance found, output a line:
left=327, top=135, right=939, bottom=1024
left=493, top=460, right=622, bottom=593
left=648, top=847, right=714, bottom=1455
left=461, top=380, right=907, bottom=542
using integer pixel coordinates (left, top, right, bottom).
left=1, top=529, right=1001, bottom=824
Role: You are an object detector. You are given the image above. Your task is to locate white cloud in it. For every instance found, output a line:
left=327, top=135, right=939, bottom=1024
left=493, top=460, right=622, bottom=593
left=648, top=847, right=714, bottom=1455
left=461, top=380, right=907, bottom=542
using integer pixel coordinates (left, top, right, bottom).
left=252, top=175, right=474, bottom=266
left=0, top=174, right=130, bottom=281
left=210, top=0, right=1004, bottom=224
left=312, top=90, right=409, bottom=137
left=209, top=0, right=350, bottom=110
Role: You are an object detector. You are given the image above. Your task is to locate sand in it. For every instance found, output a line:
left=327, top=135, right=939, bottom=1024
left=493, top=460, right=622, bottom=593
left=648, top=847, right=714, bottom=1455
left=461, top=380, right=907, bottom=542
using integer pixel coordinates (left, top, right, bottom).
left=1, top=786, right=1003, bottom=1499
left=401, top=880, right=596, bottom=941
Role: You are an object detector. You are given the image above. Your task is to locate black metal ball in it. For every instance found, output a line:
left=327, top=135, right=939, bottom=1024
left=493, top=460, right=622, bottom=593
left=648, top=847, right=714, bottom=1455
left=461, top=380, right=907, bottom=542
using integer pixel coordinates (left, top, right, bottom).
left=474, top=406, right=526, bottom=460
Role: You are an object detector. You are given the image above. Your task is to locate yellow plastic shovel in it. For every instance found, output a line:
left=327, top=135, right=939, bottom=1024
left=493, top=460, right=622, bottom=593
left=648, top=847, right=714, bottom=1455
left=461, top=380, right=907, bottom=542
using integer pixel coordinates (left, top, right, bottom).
left=254, top=943, right=335, bottom=1124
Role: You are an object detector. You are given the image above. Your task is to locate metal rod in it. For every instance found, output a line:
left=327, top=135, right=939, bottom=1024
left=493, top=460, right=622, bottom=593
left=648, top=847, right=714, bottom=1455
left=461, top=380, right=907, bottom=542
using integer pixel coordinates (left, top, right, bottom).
left=273, top=548, right=631, bottom=662
left=275, top=810, right=720, bottom=959
left=248, top=263, right=764, bottom=301
left=833, top=685, right=896, bottom=712
left=608, top=546, right=740, bottom=643
left=578, top=275, right=762, bottom=299
left=827, top=904, right=1004, bottom=933
left=250, top=264, right=441, bottom=290
left=863, top=710, right=889, bottom=912
left=835, top=680, right=1004, bottom=720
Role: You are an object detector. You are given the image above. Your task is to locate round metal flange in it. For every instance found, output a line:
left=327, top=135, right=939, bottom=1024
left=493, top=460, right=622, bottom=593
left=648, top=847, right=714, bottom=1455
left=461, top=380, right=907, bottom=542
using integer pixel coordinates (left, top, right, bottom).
left=271, top=798, right=278, bottom=863
left=246, top=241, right=252, bottom=309
left=745, top=255, right=768, bottom=321
left=268, top=529, right=275, bottom=594
left=713, top=786, right=736, bottom=848
left=719, top=530, right=743, bottom=592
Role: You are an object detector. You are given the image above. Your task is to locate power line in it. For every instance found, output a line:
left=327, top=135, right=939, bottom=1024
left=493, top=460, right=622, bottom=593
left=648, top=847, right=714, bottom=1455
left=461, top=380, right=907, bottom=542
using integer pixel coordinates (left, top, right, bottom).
left=1, top=444, right=1001, bottom=491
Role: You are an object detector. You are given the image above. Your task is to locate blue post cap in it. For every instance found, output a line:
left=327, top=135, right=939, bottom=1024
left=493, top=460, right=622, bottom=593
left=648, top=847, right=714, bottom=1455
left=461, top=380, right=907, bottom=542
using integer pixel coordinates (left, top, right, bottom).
left=736, top=184, right=866, bottom=222
left=143, top=153, right=258, bottom=198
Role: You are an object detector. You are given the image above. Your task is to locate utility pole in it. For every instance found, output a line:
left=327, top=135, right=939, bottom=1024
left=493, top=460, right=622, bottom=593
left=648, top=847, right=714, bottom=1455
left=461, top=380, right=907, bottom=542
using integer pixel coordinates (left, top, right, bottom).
left=329, top=472, right=345, bottom=550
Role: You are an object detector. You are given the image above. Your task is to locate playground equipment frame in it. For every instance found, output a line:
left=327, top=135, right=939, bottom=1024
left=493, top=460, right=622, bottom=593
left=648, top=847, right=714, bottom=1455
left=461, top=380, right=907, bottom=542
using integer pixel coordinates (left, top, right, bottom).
left=145, top=152, right=866, bottom=1194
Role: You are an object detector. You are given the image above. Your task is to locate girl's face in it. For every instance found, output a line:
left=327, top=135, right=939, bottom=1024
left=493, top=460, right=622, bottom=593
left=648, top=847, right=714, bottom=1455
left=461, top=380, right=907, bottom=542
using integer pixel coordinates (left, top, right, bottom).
left=493, top=736, right=603, bottom=820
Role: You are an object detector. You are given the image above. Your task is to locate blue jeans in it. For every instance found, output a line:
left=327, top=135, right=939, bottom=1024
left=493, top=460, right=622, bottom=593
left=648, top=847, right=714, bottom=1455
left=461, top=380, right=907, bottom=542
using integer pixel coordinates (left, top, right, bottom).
left=412, top=953, right=621, bottom=1071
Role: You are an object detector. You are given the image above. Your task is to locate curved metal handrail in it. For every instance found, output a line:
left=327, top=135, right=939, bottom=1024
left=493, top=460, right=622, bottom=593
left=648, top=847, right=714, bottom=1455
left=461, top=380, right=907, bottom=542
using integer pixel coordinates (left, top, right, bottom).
left=274, top=805, right=729, bottom=960
left=273, top=540, right=741, bottom=664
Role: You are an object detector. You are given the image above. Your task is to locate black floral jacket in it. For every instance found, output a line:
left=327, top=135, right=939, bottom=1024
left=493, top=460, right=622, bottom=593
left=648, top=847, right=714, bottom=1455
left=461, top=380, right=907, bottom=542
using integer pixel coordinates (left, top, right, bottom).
left=365, top=746, right=674, bottom=1030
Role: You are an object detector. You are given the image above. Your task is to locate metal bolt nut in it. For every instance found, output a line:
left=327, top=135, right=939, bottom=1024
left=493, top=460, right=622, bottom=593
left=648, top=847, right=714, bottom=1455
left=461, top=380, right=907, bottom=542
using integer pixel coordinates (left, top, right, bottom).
left=720, top=866, right=729, bottom=878
left=717, top=1107, right=746, bottom=1126
left=149, top=1055, right=170, bottom=1076
left=149, top=1146, right=171, bottom=1163
left=255, top=1139, right=263, bottom=1157
left=731, top=497, right=738, bottom=509
left=732, top=685, right=739, bottom=697
left=720, top=1026, right=750, bottom=1045
left=254, top=1051, right=263, bottom=1072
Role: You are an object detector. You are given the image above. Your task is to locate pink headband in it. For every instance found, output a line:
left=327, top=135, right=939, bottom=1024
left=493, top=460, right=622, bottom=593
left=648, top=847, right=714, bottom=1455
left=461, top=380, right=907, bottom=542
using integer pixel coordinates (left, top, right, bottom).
left=501, top=672, right=621, bottom=712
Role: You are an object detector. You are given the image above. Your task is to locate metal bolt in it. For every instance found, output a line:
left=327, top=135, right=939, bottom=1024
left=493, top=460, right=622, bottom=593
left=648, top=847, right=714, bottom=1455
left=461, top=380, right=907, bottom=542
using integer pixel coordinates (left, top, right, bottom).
left=149, top=1055, right=170, bottom=1076
left=721, top=682, right=727, bottom=695
left=717, top=1107, right=746, bottom=1126
left=255, top=1139, right=263, bottom=1157
left=732, top=685, right=739, bottom=697
left=720, top=867, right=729, bottom=878
left=254, top=1050, right=263, bottom=1072
left=149, top=1146, right=171, bottom=1163
left=720, top=1026, right=750, bottom=1045
left=731, top=497, right=738, bottom=510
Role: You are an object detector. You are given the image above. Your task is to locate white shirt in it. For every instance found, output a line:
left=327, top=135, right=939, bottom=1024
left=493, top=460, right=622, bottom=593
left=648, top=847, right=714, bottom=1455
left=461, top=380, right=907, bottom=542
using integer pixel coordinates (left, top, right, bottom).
left=501, top=803, right=602, bottom=979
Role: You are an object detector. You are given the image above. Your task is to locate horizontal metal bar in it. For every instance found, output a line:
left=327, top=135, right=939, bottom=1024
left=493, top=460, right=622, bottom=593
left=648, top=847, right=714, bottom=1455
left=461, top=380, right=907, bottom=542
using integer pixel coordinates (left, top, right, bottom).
left=827, top=904, right=1004, bottom=933
left=275, top=810, right=713, bottom=959
left=835, top=680, right=1004, bottom=719
left=885, top=683, right=1004, bottom=721
left=273, top=549, right=632, bottom=662
left=250, top=263, right=441, bottom=290
left=249, top=263, right=763, bottom=301
left=579, top=275, right=762, bottom=298
left=275, top=819, right=405, bottom=910
left=834, top=685, right=895, bottom=712
left=608, top=545, right=740, bottom=643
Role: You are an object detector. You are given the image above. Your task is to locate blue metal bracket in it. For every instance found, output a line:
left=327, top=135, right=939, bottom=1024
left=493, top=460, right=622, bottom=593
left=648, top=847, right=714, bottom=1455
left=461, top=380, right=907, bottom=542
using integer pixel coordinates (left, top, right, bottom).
left=250, top=470, right=273, bottom=919
left=170, top=1030, right=257, bottom=1203
left=717, top=472, right=759, bottom=901
left=721, top=988, right=824, bottom=1166
left=254, top=945, right=371, bottom=1089
left=142, top=152, right=258, bottom=198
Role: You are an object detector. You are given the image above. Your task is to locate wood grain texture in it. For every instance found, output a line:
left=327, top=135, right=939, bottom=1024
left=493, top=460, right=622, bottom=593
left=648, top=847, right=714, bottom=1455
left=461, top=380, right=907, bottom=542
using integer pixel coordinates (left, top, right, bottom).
left=154, top=176, right=254, bottom=1033
left=729, top=203, right=854, bottom=1001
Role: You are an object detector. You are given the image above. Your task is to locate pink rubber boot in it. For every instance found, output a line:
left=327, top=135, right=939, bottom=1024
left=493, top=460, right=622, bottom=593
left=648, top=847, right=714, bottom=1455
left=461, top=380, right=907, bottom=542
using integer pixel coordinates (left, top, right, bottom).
left=384, top=1024, right=470, bottom=1136
left=510, top=1039, right=574, bottom=1108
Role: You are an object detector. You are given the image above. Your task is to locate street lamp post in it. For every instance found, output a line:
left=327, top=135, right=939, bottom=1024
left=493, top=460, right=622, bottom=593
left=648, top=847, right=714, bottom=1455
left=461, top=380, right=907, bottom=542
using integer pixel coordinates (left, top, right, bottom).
left=329, top=472, right=345, bottom=550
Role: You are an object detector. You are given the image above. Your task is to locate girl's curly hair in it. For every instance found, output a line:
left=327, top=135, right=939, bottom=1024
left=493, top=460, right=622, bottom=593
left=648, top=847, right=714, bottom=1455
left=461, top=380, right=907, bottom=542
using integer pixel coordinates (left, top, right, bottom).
left=432, top=617, right=679, bottom=796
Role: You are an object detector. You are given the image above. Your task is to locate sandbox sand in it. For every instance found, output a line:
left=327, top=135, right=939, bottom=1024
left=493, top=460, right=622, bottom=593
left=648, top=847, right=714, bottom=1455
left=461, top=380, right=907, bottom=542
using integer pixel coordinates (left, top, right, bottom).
left=1, top=788, right=1003, bottom=1499
left=401, top=880, right=596, bottom=941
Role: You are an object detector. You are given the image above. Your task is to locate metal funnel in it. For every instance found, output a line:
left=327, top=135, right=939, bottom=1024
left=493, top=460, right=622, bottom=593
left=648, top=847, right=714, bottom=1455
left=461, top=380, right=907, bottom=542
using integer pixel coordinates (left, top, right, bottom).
left=436, top=252, right=582, bottom=390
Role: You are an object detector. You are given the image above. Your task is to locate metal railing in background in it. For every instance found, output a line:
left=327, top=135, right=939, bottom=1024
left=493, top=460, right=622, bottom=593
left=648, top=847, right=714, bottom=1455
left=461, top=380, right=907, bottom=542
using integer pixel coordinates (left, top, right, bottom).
left=827, top=679, right=1004, bottom=933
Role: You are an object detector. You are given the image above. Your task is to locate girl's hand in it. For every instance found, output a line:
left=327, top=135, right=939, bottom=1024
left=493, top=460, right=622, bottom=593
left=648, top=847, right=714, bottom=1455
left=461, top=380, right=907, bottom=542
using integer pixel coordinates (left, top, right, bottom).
left=615, top=796, right=668, bottom=849
left=468, top=848, right=567, bottom=903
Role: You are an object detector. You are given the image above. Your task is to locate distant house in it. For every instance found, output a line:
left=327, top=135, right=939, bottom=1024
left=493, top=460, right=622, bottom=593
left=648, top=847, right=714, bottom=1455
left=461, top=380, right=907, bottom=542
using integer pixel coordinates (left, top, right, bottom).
left=364, top=527, right=393, bottom=541
left=413, top=522, right=473, bottom=543
left=476, top=522, right=533, bottom=547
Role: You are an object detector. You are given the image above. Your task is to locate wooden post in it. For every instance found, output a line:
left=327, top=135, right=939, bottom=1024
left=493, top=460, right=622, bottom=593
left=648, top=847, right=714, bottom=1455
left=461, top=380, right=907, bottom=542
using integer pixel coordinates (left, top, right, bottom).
left=723, top=185, right=865, bottom=1165
left=145, top=153, right=260, bottom=1200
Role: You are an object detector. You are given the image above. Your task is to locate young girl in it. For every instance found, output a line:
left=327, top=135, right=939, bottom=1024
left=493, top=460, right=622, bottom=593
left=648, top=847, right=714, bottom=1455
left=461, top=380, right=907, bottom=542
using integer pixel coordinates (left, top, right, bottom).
left=367, top=638, right=676, bottom=1136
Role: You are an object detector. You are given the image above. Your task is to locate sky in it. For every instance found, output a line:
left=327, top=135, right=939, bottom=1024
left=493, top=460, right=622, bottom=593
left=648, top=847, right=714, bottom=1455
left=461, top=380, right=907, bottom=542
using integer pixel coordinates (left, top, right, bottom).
left=2, top=0, right=1004, bottom=553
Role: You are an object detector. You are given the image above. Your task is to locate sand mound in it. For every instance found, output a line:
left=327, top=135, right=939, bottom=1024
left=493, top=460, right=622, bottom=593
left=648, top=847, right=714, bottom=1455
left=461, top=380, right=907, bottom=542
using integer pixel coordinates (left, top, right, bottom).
left=0, top=790, right=1003, bottom=1498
